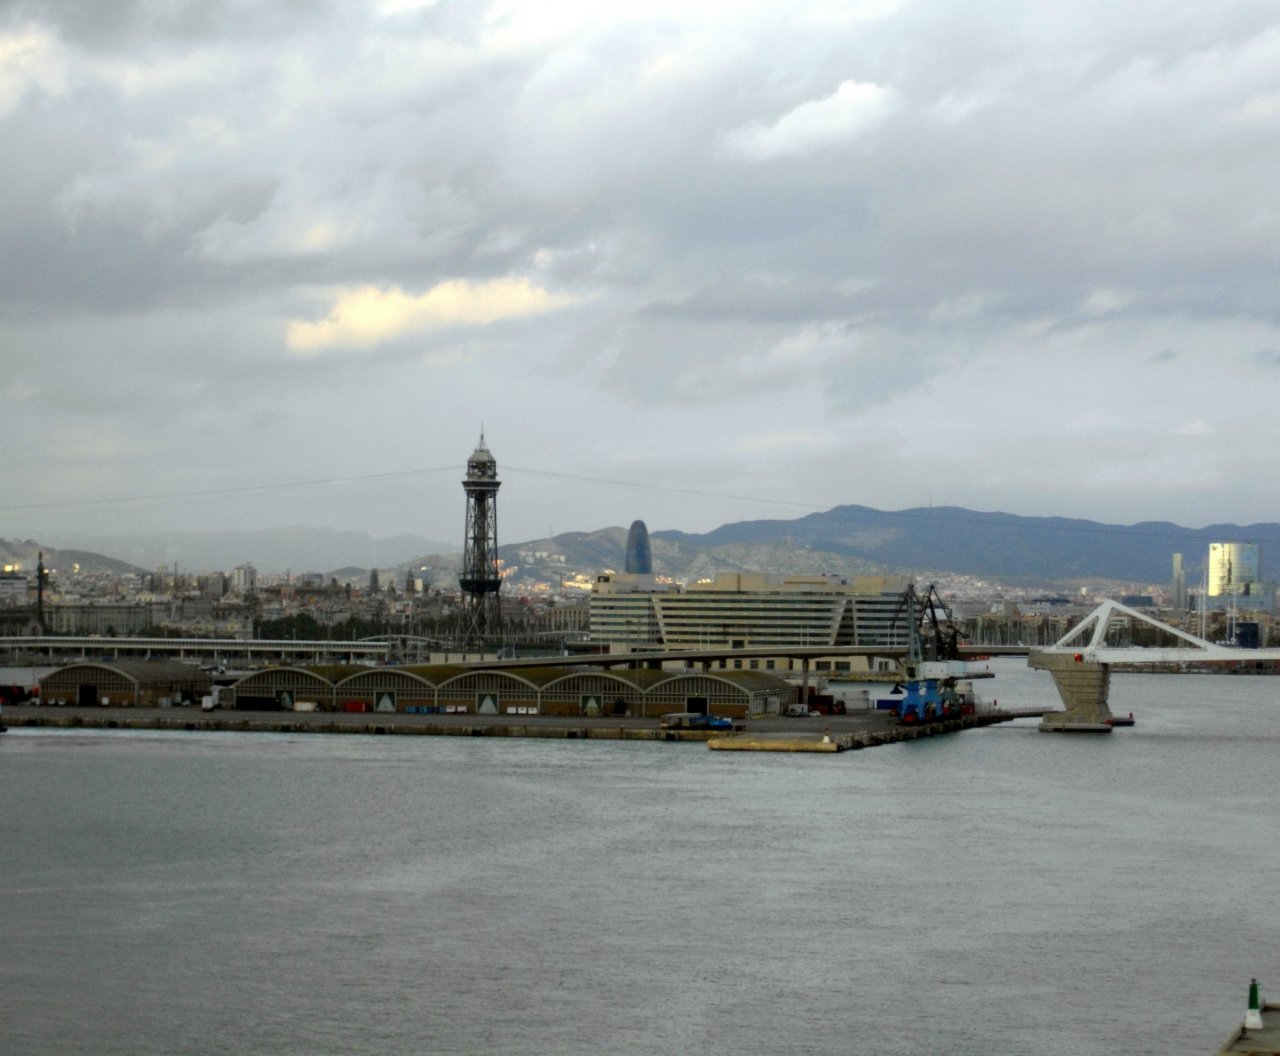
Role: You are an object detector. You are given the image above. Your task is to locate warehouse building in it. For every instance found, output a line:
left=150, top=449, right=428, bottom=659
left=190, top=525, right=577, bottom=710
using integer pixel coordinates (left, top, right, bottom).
left=39, top=661, right=212, bottom=708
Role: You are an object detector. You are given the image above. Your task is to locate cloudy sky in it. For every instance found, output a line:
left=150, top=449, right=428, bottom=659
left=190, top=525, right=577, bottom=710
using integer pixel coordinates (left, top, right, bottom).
left=3, top=0, right=1279, bottom=548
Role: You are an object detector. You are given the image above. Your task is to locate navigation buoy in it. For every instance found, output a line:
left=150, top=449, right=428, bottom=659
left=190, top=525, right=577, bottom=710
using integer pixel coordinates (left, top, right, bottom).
left=1246, top=978, right=1264, bottom=1031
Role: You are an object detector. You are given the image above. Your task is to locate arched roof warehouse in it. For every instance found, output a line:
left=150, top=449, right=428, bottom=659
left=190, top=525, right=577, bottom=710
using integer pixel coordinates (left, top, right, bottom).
left=646, top=671, right=793, bottom=717
left=541, top=668, right=669, bottom=716
left=35, top=659, right=795, bottom=718
left=229, top=666, right=355, bottom=708
left=437, top=669, right=551, bottom=703
left=40, top=661, right=212, bottom=707
left=334, top=665, right=471, bottom=697
left=541, top=667, right=666, bottom=695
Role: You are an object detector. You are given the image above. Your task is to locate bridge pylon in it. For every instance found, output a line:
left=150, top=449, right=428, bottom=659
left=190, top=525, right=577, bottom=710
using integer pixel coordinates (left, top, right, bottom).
left=1028, top=650, right=1113, bottom=731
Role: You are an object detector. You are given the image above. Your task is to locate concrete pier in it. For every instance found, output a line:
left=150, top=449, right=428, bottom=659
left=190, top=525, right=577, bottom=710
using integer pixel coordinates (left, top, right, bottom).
left=1217, top=999, right=1280, bottom=1054
left=0, top=704, right=1018, bottom=748
left=709, top=713, right=1015, bottom=752
left=709, top=736, right=844, bottom=753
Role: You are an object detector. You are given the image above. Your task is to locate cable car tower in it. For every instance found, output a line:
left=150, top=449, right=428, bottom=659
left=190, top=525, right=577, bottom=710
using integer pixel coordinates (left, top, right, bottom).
left=458, top=433, right=502, bottom=645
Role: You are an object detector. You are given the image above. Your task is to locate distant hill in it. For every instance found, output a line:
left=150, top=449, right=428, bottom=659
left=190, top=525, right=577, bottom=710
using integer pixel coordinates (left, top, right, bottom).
left=501, top=524, right=888, bottom=586
left=0, top=539, right=145, bottom=576
left=19, top=507, right=1278, bottom=587
left=705, top=505, right=1280, bottom=582
left=37, top=528, right=455, bottom=575
left=504, top=507, right=1280, bottom=586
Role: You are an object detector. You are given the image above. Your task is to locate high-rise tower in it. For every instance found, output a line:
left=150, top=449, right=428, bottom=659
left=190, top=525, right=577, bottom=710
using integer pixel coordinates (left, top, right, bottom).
left=625, top=520, right=652, bottom=575
left=1171, top=553, right=1187, bottom=610
left=459, top=434, right=502, bottom=643
left=1207, top=541, right=1260, bottom=598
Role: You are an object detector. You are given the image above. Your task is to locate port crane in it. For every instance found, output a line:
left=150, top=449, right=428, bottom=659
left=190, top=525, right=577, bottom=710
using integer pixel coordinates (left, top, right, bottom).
left=888, top=584, right=972, bottom=723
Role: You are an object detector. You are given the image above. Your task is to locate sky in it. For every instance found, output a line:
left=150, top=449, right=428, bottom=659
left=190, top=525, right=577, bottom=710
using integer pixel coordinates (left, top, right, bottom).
left=3, top=0, right=1279, bottom=549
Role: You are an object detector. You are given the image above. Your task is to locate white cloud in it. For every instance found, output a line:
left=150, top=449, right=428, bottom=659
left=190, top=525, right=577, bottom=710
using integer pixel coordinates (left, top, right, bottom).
left=1174, top=420, right=1214, bottom=436
left=724, top=79, right=898, bottom=160
left=1082, top=288, right=1137, bottom=316
left=47, top=426, right=139, bottom=460
left=737, top=430, right=831, bottom=453
left=928, top=291, right=1003, bottom=322
left=0, top=25, right=68, bottom=116
left=285, top=277, right=577, bottom=354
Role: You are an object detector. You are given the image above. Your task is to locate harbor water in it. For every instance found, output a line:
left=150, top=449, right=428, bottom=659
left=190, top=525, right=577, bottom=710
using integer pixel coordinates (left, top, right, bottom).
left=3, top=660, right=1278, bottom=1055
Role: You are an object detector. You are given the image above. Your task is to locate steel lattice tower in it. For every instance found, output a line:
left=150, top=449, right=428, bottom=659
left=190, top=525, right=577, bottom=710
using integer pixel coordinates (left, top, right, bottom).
left=458, top=434, right=502, bottom=644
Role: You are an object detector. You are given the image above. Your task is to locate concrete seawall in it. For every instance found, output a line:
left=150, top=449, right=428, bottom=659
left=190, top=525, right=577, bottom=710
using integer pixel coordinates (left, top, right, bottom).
left=1, top=705, right=1015, bottom=747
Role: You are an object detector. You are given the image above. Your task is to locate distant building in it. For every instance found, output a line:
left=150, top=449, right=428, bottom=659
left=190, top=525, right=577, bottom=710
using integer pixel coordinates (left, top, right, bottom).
left=45, top=602, right=163, bottom=635
left=590, top=571, right=911, bottom=674
left=624, top=520, right=653, bottom=575
left=1119, top=595, right=1154, bottom=608
left=0, top=570, right=28, bottom=607
left=230, top=563, right=258, bottom=595
left=1171, top=553, right=1188, bottom=610
left=1243, top=581, right=1278, bottom=614
left=1207, top=542, right=1260, bottom=597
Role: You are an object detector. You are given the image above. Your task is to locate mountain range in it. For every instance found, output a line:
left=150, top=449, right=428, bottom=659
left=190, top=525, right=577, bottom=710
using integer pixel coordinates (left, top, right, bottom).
left=9, top=507, right=1277, bottom=586
left=505, top=506, right=1279, bottom=587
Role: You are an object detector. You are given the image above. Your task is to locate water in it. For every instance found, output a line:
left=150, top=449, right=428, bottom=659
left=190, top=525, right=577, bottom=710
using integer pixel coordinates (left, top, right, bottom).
left=3, top=660, right=1278, bottom=1055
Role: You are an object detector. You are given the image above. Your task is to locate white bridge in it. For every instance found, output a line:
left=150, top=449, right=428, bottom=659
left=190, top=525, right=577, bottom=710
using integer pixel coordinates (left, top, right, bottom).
left=1029, top=599, right=1280, bottom=731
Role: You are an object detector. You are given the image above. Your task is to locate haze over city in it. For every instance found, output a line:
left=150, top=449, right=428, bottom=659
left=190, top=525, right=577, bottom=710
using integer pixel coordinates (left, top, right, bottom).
left=4, top=1, right=1279, bottom=547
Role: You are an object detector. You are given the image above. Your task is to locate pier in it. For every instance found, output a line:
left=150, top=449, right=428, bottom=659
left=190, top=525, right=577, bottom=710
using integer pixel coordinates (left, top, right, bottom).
left=1217, top=981, right=1279, bottom=1055
left=708, top=712, right=1017, bottom=752
left=0, top=703, right=1027, bottom=747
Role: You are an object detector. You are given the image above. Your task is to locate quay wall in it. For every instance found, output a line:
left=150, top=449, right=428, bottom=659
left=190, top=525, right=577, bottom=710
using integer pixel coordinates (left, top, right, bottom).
left=2, top=707, right=1011, bottom=746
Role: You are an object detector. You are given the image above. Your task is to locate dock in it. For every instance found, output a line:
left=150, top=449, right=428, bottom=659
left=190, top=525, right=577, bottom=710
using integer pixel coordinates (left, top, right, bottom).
left=1217, top=983, right=1279, bottom=1055
left=709, top=735, right=845, bottom=753
left=708, top=712, right=1017, bottom=753
left=1, top=704, right=1021, bottom=750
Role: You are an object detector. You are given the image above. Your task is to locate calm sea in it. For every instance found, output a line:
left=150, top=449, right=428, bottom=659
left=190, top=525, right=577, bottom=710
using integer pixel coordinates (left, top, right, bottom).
left=2, top=660, right=1278, bottom=1056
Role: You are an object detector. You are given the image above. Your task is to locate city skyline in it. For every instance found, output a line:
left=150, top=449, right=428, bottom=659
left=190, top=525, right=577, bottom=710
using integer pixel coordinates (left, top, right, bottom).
left=3, top=2, right=1279, bottom=544
left=9, top=503, right=1278, bottom=587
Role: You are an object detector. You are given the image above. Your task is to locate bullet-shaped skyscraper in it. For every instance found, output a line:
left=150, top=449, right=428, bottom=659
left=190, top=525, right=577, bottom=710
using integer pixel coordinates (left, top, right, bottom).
left=625, top=520, right=652, bottom=575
